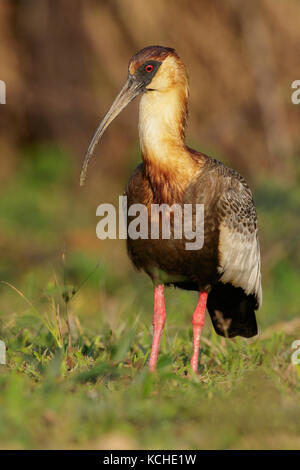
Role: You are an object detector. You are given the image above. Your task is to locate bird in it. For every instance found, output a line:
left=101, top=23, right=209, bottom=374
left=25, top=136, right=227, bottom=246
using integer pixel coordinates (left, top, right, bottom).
left=80, top=45, right=262, bottom=374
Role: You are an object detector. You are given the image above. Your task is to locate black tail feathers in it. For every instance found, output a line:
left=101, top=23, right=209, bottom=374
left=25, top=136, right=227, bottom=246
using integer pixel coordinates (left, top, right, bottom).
left=207, top=282, right=258, bottom=338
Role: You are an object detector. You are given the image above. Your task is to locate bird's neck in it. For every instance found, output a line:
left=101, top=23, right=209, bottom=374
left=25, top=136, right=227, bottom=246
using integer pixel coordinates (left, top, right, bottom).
left=139, top=86, right=187, bottom=162
left=138, top=87, right=197, bottom=203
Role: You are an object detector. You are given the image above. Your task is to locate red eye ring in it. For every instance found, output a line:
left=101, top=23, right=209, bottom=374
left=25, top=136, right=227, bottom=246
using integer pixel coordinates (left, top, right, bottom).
left=145, top=64, right=154, bottom=73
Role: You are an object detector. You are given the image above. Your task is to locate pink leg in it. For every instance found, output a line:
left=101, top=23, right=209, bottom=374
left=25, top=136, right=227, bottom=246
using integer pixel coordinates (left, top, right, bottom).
left=190, top=291, right=208, bottom=373
left=149, top=284, right=166, bottom=372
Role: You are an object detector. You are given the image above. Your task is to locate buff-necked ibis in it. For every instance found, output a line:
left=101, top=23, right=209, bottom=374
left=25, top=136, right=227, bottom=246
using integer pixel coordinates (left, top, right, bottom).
left=80, top=46, right=262, bottom=373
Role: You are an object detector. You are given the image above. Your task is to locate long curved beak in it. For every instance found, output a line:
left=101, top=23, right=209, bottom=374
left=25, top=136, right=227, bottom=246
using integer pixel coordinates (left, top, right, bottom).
left=80, top=76, right=144, bottom=186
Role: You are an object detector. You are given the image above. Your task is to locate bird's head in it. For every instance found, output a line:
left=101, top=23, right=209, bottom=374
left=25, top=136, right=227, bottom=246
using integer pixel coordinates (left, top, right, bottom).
left=80, top=46, right=188, bottom=185
left=128, top=45, right=187, bottom=92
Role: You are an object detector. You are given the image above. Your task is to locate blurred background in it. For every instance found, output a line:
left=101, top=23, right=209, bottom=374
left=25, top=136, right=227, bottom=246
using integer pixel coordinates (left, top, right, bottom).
left=0, top=0, right=300, bottom=450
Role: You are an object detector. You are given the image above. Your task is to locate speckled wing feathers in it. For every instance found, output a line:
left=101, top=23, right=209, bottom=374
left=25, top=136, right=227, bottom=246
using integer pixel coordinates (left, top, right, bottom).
left=217, top=174, right=262, bottom=309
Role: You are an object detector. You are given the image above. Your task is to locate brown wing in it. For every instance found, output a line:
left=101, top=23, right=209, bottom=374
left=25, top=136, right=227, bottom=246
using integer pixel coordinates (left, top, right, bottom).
left=217, top=175, right=262, bottom=309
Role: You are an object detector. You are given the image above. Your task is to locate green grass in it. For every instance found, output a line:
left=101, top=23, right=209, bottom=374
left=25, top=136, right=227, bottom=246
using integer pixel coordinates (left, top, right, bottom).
left=0, top=144, right=300, bottom=449
left=0, top=267, right=299, bottom=450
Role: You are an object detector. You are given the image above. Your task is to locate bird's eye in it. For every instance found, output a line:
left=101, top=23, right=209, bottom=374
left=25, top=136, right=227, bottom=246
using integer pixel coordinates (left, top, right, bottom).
left=145, top=64, right=154, bottom=73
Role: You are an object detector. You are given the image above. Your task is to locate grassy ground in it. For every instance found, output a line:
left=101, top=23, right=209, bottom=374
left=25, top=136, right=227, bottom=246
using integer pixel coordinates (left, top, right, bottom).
left=0, top=145, right=299, bottom=449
